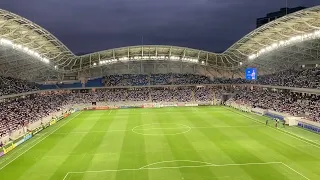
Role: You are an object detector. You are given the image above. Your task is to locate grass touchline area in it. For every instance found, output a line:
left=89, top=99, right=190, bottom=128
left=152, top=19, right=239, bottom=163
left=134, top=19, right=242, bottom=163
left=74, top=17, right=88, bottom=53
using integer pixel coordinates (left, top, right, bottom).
left=0, top=106, right=319, bottom=180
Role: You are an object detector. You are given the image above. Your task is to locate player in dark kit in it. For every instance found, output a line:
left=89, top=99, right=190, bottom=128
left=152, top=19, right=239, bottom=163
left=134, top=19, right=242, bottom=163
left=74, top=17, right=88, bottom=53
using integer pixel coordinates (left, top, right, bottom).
left=283, top=120, right=285, bottom=128
left=266, top=119, right=269, bottom=126
left=275, top=119, right=279, bottom=128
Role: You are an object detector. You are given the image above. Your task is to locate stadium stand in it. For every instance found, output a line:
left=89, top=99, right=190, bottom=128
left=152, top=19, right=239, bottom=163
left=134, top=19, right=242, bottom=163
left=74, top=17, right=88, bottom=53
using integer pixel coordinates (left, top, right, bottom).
left=33, top=68, right=320, bottom=89
left=250, top=68, right=320, bottom=89
left=226, top=88, right=320, bottom=123
left=0, top=75, right=39, bottom=96
left=0, top=87, right=219, bottom=137
left=2, top=82, right=319, bottom=137
left=2, top=68, right=320, bottom=137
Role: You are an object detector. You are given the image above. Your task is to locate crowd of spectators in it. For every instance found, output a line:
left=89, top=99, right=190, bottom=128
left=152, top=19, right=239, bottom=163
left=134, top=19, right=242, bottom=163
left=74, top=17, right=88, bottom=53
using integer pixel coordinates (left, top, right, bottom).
left=194, top=87, right=214, bottom=102
left=0, top=87, right=216, bottom=137
left=227, top=88, right=320, bottom=123
left=1, top=68, right=320, bottom=138
left=103, top=74, right=149, bottom=87
left=127, top=88, right=149, bottom=101
left=103, top=73, right=213, bottom=86
left=1, top=68, right=320, bottom=97
left=1, top=85, right=320, bottom=137
left=150, top=88, right=175, bottom=102
left=249, top=68, right=320, bottom=89
left=101, top=68, right=320, bottom=89
left=0, top=76, right=39, bottom=96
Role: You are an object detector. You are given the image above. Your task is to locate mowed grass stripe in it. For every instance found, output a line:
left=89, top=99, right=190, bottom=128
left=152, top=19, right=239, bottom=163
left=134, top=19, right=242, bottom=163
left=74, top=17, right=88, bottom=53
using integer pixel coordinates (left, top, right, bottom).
left=211, top=113, right=303, bottom=179
left=224, top=107, right=320, bottom=148
left=115, top=110, right=149, bottom=180
left=16, top=120, right=89, bottom=180
left=213, top=109, right=318, bottom=179
left=0, top=112, right=83, bottom=180
left=235, top=122, right=319, bottom=179
left=48, top=111, right=114, bottom=180
left=0, top=107, right=319, bottom=180
left=72, top=111, right=124, bottom=180
left=227, top=108, right=320, bottom=157
left=180, top=110, right=256, bottom=180
left=0, top=112, right=81, bottom=168
left=157, top=111, right=219, bottom=180
left=141, top=112, right=183, bottom=180
left=220, top=110, right=320, bottom=179
left=191, top=109, right=267, bottom=179
left=183, top=109, right=290, bottom=179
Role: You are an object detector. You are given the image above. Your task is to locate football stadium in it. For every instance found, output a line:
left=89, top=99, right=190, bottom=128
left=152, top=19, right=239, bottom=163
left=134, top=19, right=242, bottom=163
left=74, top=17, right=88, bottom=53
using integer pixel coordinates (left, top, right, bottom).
left=0, top=5, right=320, bottom=180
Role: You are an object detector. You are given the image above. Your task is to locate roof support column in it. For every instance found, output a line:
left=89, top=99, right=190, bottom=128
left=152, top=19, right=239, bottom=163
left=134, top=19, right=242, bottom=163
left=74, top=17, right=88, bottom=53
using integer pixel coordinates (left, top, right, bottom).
left=206, top=53, right=209, bottom=65
left=128, top=47, right=130, bottom=58
left=142, top=46, right=144, bottom=57
left=80, top=57, right=83, bottom=70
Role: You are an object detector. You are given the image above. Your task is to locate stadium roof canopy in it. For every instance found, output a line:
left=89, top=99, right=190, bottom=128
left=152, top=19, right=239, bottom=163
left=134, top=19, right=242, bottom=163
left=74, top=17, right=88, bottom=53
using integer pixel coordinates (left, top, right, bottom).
left=0, top=6, right=320, bottom=78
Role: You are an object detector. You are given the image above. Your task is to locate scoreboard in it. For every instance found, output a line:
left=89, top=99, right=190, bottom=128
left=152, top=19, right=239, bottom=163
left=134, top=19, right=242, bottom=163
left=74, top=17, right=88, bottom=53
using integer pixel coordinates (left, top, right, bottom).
left=245, top=68, right=257, bottom=80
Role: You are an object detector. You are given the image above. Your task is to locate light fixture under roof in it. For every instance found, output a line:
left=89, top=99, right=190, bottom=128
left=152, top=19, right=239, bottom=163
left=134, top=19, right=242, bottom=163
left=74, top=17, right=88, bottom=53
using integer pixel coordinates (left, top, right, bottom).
left=0, top=38, right=50, bottom=64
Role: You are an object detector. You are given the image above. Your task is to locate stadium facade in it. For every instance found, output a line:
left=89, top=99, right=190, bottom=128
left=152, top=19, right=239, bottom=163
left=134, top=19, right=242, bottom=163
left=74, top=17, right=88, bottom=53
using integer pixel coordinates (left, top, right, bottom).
left=0, top=6, right=320, bottom=82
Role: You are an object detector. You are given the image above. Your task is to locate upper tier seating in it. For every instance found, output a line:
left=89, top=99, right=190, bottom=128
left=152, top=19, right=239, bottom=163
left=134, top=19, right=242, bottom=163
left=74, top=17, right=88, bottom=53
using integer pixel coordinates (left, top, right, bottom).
left=0, top=76, right=39, bottom=96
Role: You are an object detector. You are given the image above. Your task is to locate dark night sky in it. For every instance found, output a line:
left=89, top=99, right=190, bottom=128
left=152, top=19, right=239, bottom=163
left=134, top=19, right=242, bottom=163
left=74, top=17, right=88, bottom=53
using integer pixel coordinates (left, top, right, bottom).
left=0, top=0, right=319, bottom=55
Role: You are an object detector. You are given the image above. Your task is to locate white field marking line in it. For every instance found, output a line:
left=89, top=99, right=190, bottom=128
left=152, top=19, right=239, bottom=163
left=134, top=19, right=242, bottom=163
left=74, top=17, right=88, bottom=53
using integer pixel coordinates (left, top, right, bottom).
left=110, top=111, right=212, bottom=115
left=0, top=112, right=82, bottom=171
left=134, top=127, right=190, bottom=130
left=64, top=161, right=281, bottom=175
left=281, top=162, right=310, bottom=180
left=0, top=132, right=49, bottom=166
left=63, top=161, right=309, bottom=180
left=53, top=129, right=129, bottom=134
left=139, top=160, right=212, bottom=169
left=132, top=128, right=191, bottom=136
left=62, top=172, right=70, bottom=180
left=224, top=107, right=320, bottom=149
left=191, top=125, right=264, bottom=129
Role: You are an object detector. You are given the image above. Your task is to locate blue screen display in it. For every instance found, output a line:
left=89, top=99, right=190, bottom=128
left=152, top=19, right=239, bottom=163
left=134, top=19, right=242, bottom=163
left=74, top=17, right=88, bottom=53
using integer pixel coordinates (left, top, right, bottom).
left=246, top=68, right=257, bottom=80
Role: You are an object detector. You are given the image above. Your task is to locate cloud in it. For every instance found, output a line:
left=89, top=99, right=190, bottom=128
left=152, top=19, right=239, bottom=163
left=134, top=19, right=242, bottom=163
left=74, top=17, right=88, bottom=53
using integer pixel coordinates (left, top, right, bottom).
left=0, top=0, right=318, bottom=54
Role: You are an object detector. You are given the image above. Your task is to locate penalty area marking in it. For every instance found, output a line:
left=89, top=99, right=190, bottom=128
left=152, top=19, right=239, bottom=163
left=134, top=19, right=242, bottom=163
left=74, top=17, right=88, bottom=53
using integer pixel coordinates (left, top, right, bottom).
left=0, top=112, right=83, bottom=171
left=62, top=160, right=309, bottom=180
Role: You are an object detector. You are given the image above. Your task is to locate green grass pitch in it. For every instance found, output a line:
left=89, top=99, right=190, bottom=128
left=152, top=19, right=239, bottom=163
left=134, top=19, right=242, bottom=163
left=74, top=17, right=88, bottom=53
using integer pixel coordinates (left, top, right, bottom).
left=0, top=106, right=320, bottom=180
